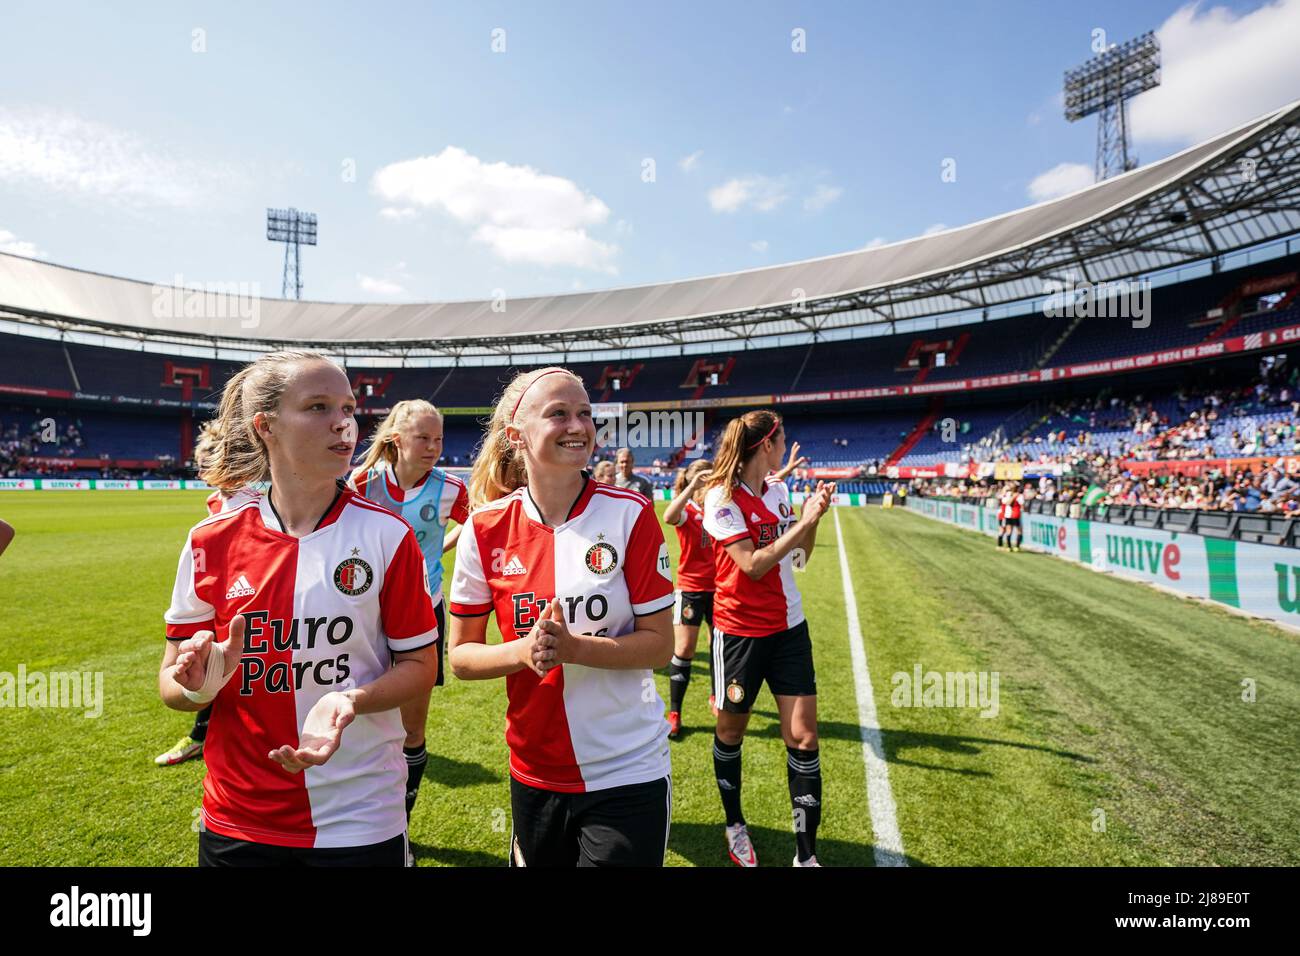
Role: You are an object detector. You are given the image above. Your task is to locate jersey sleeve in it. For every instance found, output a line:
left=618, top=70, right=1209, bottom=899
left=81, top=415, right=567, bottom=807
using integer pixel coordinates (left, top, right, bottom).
left=380, top=528, right=439, bottom=652
left=449, top=481, right=470, bottom=525
left=625, top=502, right=675, bottom=616
left=449, top=514, right=494, bottom=616
left=703, top=487, right=750, bottom=547
left=164, top=531, right=216, bottom=640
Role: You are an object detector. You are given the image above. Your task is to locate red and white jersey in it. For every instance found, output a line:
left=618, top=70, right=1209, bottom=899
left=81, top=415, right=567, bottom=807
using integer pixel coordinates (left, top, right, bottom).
left=449, top=477, right=674, bottom=793
left=165, top=486, right=438, bottom=849
left=703, top=478, right=804, bottom=637
left=1000, top=492, right=1023, bottom=520
left=671, top=499, right=715, bottom=592
left=205, top=486, right=262, bottom=517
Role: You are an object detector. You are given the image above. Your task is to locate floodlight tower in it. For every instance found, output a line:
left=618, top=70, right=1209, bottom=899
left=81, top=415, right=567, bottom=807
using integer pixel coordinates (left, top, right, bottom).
left=1064, top=32, right=1161, bottom=181
left=266, top=207, right=318, bottom=299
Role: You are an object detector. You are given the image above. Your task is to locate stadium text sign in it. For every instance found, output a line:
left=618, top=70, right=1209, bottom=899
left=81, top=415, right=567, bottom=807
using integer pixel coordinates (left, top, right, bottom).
left=908, top=499, right=1299, bottom=628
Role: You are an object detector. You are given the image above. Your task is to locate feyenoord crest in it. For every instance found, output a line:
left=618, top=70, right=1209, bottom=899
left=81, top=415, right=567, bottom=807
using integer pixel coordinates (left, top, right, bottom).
left=682, top=602, right=696, bottom=623
left=726, top=680, right=745, bottom=704
left=334, top=556, right=374, bottom=595
left=585, top=541, right=619, bottom=575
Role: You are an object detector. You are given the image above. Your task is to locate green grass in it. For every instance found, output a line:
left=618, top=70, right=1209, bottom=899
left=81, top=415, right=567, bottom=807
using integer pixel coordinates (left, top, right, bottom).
left=0, top=492, right=1296, bottom=865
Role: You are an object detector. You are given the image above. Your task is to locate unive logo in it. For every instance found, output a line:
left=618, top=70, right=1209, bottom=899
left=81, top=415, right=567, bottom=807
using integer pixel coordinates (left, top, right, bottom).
left=1274, top=563, right=1300, bottom=614
left=1104, top=534, right=1181, bottom=580
left=1029, top=521, right=1069, bottom=551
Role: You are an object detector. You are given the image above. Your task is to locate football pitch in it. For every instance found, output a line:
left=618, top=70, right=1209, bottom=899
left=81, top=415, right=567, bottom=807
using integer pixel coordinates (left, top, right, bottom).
left=1, top=492, right=1297, bottom=866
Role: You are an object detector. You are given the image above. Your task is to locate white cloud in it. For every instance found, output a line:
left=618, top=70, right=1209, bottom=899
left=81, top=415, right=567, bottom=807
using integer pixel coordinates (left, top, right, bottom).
left=1130, top=0, right=1300, bottom=146
left=678, top=151, right=702, bottom=172
left=379, top=206, right=417, bottom=222
left=372, top=146, right=618, bottom=273
left=1027, top=162, right=1095, bottom=202
left=0, top=107, right=236, bottom=209
left=707, top=175, right=788, bottom=213
left=921, top=223, right=949, bottom=236
left=803, top=184, right=843, bottom=212
left=0, top=227, right=45, bottom=258
left=863, top=236, right=888, bottom=249
left=357, top=273, right=406, bottom=297
left=750, top=240, right=768, bottom=253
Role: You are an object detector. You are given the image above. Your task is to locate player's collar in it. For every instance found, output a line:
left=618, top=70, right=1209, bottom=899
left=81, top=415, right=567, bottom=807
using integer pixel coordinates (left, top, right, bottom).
left=260, top=479, right=347, bottom=537
left=521, top=472, right=593, bottom=528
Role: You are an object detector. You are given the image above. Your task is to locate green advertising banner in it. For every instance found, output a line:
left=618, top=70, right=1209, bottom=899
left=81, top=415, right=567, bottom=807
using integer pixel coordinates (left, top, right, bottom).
left=906, top=498, right=1299, bottom=629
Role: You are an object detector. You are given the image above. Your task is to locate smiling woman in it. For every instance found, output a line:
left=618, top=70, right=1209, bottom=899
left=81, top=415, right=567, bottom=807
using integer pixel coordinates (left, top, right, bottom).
left=157, top=350, right=441, bottom=867
left=449, top=366, right=677, bottom=867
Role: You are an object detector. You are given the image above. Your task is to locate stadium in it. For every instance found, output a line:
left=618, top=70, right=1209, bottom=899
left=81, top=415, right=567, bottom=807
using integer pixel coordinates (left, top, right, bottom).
left=1, top=4, right=1298, bottom=895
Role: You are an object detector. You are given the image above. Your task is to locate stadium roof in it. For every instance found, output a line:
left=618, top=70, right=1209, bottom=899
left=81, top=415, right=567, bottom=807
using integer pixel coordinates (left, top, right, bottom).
left=2, top=97, right=1299, bottom=360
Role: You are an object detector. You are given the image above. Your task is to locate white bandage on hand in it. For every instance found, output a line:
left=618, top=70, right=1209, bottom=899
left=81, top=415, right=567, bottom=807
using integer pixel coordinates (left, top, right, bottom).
left=181, top=639, right=238, bottom=704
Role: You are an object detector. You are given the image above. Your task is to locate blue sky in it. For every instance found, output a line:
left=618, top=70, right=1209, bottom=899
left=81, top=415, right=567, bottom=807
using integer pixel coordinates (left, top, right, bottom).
left=1, top=0, right=1297, bottom=304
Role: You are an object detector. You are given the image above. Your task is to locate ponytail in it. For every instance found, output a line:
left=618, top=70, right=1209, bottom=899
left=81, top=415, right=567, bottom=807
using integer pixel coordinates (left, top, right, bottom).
left=705, top=410, right=781, bottom=502
left=203, top=350, right=337, bottom=494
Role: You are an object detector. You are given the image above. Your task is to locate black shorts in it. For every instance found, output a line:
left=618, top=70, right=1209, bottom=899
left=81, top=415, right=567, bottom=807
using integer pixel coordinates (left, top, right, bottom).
left=673, top=590, right=714, bottom=629
left=431, top=599, right=447, bottom=687
left=1004, top=516, right=1021, bottom=528
left=508, top=775, right=671, bottom=867
left=712, top=620, right=817, bottom=713
left=198, top=828, right=408, bottom=867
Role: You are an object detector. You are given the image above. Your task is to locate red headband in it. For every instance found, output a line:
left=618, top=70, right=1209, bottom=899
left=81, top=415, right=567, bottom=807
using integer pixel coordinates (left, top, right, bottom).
left=746, top=419, right=780, bottom=450
left=510, top=369, right=571, bottom=423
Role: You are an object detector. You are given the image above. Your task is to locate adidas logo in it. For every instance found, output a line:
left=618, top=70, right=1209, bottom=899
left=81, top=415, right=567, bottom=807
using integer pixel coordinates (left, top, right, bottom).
left=751, top=513, right=761, bottom=522
left=502, top=555, right=527, bottom=576
left=225, top=574, right=256, bottom=599
left=793, top=794, right=821, bottom=807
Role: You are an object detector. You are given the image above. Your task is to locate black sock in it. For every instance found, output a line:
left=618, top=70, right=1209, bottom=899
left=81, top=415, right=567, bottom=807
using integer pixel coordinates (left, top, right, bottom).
left=668, top=655, right=692, bottom=713
left=190, top=704, right=212, bottom=743
left=1014, top=530, right=1022, bottom=548
left=713, top=735, right=745, bottom=826
left=997, top=532, right=1005, bottom=548
left=404, top=744, right=428, bottom=820
left=787, top=746, right=822, bottom=861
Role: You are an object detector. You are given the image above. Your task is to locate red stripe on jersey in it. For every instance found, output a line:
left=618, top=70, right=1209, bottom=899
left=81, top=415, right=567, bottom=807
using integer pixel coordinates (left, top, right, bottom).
left=450, top=480, right=673, bottom=793
left=471, top=497, right=585, bottom=791
left=704, top=482, right=803, bottom=636
left=199, top=522, right=316, bottom=846
left=674, top=499, right=715, bottom=592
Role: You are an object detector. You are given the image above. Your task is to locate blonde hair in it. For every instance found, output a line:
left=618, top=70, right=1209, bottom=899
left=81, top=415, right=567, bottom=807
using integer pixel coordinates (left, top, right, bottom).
left=706, top=410, right=781, bottom=502
left=673, top=457, right=713, bottom=504
left=469, top=366, right=585, bottom=507
left=350, top=399, right=442, bottom=485
left=193, top=420, right=221, bottom=478
left=203, top=350, right=339, bottom=494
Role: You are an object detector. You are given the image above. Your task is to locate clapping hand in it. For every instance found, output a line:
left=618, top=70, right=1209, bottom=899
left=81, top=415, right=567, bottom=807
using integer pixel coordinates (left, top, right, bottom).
left=269, top=691, right=356, bottom=773
left=171, top=615, right=246, bottom=694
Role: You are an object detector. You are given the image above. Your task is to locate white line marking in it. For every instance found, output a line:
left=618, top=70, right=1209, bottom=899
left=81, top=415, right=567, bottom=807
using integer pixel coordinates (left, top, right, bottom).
left=834, top=507, right=907, bottom=866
